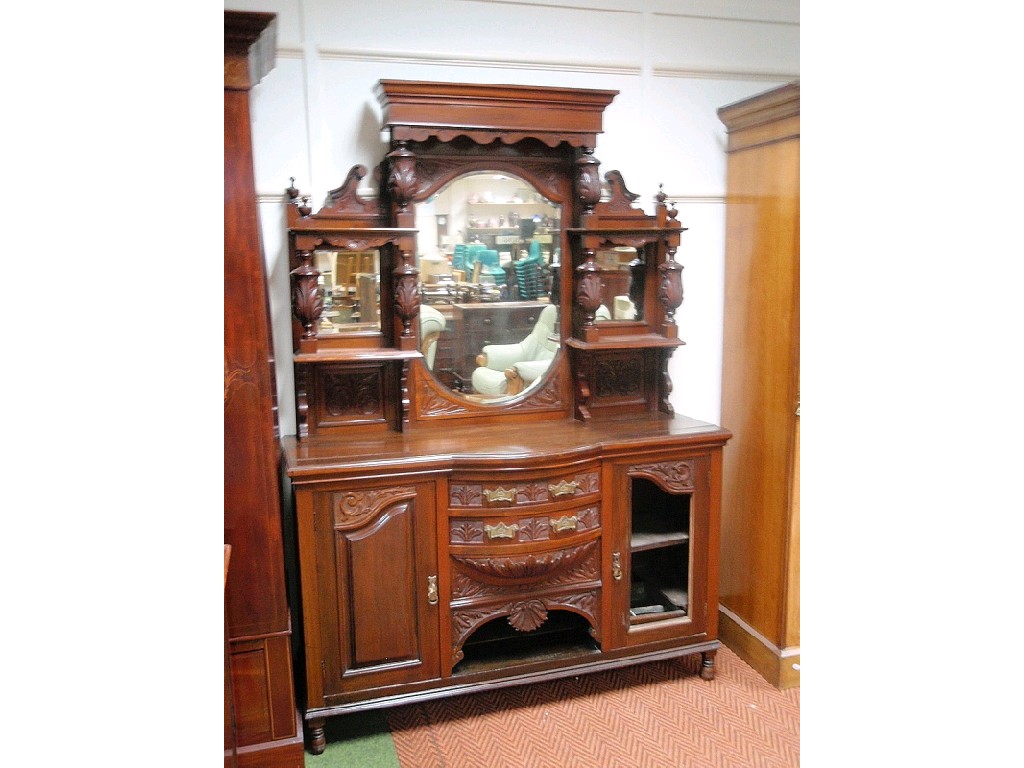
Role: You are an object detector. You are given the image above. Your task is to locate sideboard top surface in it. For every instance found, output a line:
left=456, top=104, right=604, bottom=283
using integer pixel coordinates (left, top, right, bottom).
left=283, top=413, right=730, bottom=480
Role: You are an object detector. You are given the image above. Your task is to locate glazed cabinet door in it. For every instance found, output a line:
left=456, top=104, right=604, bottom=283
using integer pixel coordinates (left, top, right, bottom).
left=605, top=451, right=718, bottom=650
left=296, top=480, right=440, bottom=707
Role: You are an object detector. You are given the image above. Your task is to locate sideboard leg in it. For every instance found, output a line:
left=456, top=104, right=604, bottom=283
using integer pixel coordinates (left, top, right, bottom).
left=308, top=717, right=327, bottom=755
left=700, top=649, right=717, bottom=680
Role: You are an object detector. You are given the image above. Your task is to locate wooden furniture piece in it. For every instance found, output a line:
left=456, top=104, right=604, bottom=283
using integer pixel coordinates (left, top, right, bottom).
left=453, top=300, right=550, bottom=390
left=280, top=80, right=731, bottom=754
left=224, top=12, right=304, bottom=767
left=717, top=82, right=800, bottom=689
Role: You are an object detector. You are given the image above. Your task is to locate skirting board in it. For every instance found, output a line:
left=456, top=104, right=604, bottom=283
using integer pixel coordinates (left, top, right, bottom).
left=718, top=607, right=799, bottom=689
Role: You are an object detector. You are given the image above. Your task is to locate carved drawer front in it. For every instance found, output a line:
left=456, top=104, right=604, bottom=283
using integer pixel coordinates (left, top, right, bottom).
left=449, top=504, right=599, bottom=546
left=448, top=538, right=603, bottom=666
left=450, top=538, right=601, bottom=601
left=448, top=467, right=600, bottom=510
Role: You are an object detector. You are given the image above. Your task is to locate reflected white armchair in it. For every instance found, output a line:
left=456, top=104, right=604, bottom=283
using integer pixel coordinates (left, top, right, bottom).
left=419, top=304, right=446, bottom=370
left=471, top=304, right=558, bottom=396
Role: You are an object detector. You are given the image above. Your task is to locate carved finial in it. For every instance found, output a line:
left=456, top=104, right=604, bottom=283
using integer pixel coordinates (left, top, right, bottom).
left=386, top=142, right=417, bottom=213
left=601, top=170, right=640, bottom=212
left=604, top=170, right=640, bottom=203
left=656, top=183, right=666, bottom=205
left=286, top=177, right=299, bottom=200
left=325, top=165, right=366, bottom=207
left=298, top=195, right=312, bottom=217
left=575, top=147, right=602, bottom=215
left=667, top=202, right=678, bottom=221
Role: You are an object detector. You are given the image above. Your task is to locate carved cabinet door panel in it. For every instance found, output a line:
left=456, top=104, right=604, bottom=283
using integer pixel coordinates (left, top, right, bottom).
left=603, top=452, right=717, bottom=650
left=298, top=480, right=440, bottom=707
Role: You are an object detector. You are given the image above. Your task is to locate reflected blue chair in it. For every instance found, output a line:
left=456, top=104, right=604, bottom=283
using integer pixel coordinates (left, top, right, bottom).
left=476, top=249, right=507, bottom=285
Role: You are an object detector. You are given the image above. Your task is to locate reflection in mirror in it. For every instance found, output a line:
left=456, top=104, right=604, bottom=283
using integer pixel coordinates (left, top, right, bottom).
left=314, top=249, right=381, bottom=334
left=595, top=247, right=642, bottom=321
left=414, top=172, right=562, bottom=404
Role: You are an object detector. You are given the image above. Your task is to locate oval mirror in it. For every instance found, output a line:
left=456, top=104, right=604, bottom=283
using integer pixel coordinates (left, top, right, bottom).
left=414, top=171, right=562, bottom=404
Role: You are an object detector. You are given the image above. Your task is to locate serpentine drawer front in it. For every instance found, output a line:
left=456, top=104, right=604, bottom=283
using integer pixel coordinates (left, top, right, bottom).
left=448, top=504, right=600, bottom=545
left=445, top=464, right=605, bottom=668
left=448, top=465, right=600, bottom=510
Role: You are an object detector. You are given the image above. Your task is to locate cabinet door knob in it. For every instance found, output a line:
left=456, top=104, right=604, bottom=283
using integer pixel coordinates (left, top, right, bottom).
left=427, top=575, right=439, bottom=605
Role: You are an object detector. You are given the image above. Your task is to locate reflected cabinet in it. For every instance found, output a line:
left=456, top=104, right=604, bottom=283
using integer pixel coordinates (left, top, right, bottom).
left=280, top=80, right=731, bottom=754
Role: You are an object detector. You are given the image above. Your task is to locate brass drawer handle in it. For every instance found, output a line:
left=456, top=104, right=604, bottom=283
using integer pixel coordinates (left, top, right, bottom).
left=548, top=480, right=579, bottom=498
left=483, top=487, right=518, bottom=504
left=427, top=575, right=438, bottom=605
left=549, top=515, right=579, bottom=533
left=612, top=552, right=622, bottom=581
left=484, top=522, right=519, bottom=540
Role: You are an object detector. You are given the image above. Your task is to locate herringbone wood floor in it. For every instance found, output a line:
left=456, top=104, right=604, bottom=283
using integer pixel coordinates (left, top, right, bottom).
left=387, top=646, right=799, bottom=767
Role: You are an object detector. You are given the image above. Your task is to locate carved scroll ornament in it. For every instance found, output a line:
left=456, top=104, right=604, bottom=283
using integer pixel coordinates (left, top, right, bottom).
left=331, top=486, right=416, bottom=529
left=627, top=460, right=694, bottom=493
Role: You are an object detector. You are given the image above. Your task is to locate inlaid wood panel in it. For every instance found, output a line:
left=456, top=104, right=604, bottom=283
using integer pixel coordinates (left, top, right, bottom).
left=224, top=11, right=302, bottom=765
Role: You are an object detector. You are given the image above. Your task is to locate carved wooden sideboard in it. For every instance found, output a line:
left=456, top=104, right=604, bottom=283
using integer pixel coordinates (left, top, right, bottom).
left=279, top=80, right=731, bottom=754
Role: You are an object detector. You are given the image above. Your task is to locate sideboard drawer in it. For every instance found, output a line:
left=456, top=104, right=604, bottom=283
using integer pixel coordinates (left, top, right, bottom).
left=450, top=536, right=600, bottom=592
left=449, top=504, right=599, bottom=546
left=448, top=466, right=600, bottom=510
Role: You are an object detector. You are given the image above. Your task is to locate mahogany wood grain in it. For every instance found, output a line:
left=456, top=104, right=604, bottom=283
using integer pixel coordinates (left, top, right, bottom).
left=717, top=82, right=800, bottom=688
left=281, top=79, right=733, bottom=752
left=224, top=11, right=303, bottom=764
left=285, top=416, right=729, bottom=747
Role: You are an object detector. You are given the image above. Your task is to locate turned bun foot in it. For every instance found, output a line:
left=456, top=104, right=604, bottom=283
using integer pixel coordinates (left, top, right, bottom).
left=700, top=650, right=717, bottom=680
left=308, top=718, right=327, bottom=754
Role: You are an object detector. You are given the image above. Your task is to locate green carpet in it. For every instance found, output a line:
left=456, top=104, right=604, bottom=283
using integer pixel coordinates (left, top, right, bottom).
left=304, top=710, right=400, bottom=768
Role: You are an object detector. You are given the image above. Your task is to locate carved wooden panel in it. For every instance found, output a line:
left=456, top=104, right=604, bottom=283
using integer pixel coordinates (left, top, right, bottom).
left=449, top=505, right=599, bottom=545
left=450, top=587, right=601, bottom=665
left=332, top=487, right=416, bottom=530
left=593, top=353, right=647, bottom=403
left=411, top=356, right=565, bottom=421
left=314, top=364, right=385, bottom=428
left=451, top=540, right=598, bottom=583
left=450, top=541, right=599, bottom=601
left=627, top=460, right=695, bottom=494
left=449, top=470, right=599, bottom=509
left=570, top=349, right=654, bottom=417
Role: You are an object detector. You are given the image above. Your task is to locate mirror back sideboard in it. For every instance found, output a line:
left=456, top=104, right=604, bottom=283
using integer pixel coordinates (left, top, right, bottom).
left=280, top=80, right=731, bottom=755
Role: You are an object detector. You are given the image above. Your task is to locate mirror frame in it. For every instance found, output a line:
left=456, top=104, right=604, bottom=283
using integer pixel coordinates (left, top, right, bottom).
left=285, top=80, right=696, bottom=438
left=409, top=160, right=570, bottom=405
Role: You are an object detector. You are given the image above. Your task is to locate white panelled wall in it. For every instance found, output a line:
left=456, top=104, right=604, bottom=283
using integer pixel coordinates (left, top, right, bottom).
left=229, top=0, right=799, bottom=436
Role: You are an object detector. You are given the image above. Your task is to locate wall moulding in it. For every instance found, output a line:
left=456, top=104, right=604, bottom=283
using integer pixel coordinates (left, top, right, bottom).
left=652, top=67, right=798, bottom=82
left=316, top=46, right=641, bottom=76
left=457, top=0, right=799, bottom=26
left=308, top=47, right=791, bottom=83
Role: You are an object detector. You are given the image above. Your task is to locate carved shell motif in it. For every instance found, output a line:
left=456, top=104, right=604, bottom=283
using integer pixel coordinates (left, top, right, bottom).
left=508, top=600, right=548, bottom=632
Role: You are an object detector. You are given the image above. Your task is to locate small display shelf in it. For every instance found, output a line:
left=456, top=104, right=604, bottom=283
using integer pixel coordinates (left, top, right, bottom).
left=629, top=576, right=688, bottom=622
left=628, top=478, right=691, bottom=625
